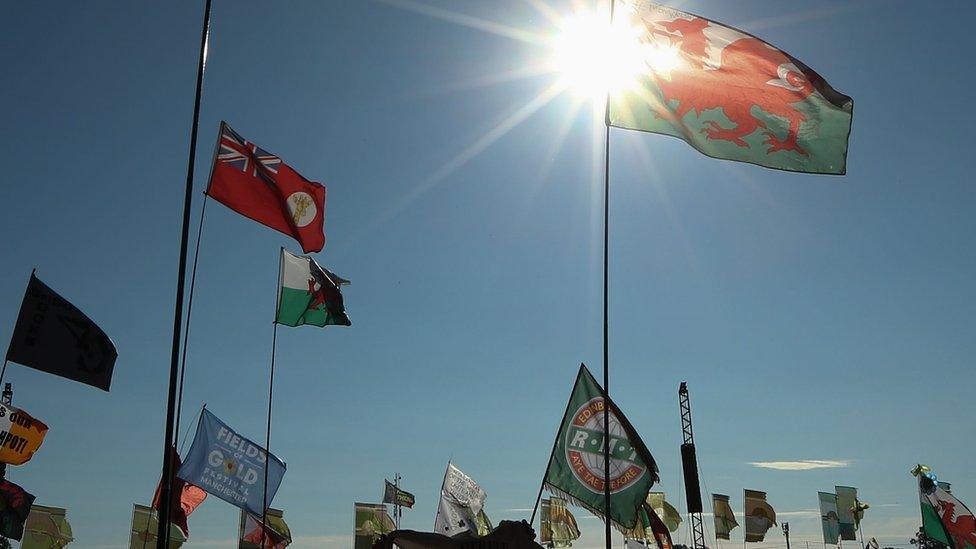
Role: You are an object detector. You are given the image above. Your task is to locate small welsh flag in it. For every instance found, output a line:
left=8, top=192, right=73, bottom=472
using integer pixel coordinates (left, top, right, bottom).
left=277, top=249, right=351, bottom=328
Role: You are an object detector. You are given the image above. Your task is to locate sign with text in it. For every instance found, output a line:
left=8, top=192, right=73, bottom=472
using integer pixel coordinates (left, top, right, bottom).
left=0, top=403, right=48, bottom=466
left=177, top=409, right=286, bottom=517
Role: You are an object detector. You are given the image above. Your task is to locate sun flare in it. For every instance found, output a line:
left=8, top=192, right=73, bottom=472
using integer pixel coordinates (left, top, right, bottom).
left=548, top=7, right=682, bottom=101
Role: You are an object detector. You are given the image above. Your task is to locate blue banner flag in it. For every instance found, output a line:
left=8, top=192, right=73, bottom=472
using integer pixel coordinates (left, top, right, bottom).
left=176, top=409, right=286, bottom=517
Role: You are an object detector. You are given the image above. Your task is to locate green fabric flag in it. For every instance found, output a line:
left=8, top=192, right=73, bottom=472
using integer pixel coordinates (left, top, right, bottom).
left=277, top=249, right=351, bottom=328
left=544, top=364, right=659, bottom=530
left=608, top=1, right=853, bottom=174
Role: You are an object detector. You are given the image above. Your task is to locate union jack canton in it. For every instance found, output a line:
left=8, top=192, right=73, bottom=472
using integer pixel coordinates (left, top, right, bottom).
left=217, top=123, right=281, bottom=183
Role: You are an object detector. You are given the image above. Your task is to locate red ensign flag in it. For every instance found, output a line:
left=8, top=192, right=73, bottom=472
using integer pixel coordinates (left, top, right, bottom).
left=207, top=122, right=327, bottom=253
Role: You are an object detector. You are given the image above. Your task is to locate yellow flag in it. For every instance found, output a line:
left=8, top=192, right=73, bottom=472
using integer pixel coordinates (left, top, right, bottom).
left=0, top=403, right=48, bottom=465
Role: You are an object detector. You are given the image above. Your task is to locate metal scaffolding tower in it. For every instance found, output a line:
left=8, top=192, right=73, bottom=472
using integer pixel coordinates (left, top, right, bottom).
left=679, top=382, right=706, bottom=549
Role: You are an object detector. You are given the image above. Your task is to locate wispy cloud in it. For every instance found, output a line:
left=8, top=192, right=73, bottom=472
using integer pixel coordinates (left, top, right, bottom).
left=778, top=509, right=823, bottom=518
left=749, top=459, right=851, bottom=471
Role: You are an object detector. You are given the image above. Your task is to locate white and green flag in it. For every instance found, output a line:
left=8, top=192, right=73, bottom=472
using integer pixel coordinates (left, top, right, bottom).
left=277, top=249, right=351, bottom=328
left=835, top=486, right=858, bottom=541
left=818, top=492, right=840, bottom=545
left=543, top=364, right=659, bottom=530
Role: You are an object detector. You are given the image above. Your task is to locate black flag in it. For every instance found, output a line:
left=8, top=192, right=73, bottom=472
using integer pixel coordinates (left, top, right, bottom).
left=5, top=272, right=117, bottom=391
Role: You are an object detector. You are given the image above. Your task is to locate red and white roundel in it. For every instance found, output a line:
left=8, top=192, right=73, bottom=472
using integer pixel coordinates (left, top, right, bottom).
left=565, top=398, right=646, bottom=494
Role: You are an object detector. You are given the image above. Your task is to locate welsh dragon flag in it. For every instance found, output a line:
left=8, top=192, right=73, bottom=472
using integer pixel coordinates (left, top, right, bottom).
left=543, top=364, right=659, bottom=530
left=277, top=249, right=351, bottom=327
left=610, top=0, right=853, bottom=174
left=914, top=465, right=976, bottom=549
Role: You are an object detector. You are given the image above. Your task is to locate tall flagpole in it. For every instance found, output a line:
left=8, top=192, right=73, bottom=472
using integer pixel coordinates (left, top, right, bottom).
left=261, top=248, right=284, bottom=546
left=602, top=0, right=616, bottom=546
left=157, top=0, right=213, bottom=547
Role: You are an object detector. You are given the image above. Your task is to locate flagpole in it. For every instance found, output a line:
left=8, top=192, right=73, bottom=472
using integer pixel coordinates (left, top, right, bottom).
left=157, top=0, right=213, bottom=547
left=261, top=319, right=278, bottom=546
left=601, top=2, right=616, bottom=549
left=261, top=248, right=284, bottom=547
left=0, top=269, right=37, bottom=387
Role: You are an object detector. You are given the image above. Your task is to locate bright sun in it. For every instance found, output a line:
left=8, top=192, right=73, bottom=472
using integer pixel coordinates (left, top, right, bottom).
left=549, top=8, right=682, bottom=101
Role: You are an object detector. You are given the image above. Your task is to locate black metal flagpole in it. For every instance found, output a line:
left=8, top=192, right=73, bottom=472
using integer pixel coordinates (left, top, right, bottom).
left=261, top=248, right=284, bottom=545
left=602, top=1, right=616, bottom=547
left=157, top=0, right=213, bottom=547
left=601, top=109, right=612, bottom=549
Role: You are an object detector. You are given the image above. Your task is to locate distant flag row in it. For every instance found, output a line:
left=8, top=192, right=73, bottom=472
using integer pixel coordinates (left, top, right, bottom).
left=126, top=504, right=292, bottom=549
left=817, top=486, right=867, bottom=545
left=531, top=365, right=879, bottom=549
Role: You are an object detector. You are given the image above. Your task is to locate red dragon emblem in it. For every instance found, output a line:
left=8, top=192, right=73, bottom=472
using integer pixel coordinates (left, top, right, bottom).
left=939, top=501, right=976, bottom=549
left=641, top=15, right=828, bottom=156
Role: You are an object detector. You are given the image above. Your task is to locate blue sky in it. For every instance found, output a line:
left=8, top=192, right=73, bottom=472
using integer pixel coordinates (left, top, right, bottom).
left=2, top=0, right=974, bottom=547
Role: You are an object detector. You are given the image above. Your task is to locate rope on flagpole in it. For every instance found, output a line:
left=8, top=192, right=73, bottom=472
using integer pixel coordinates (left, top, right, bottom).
left=172, top=117, right=222, bottom=448
left=0, top=269, right=36, bottom=387
left=172, top=194, right=209, bottom=450
left=157, top=0, right=213, bottom=546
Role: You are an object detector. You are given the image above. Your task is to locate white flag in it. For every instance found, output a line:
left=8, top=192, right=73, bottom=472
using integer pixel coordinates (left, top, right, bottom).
left=433, top=463, right=487, bottom=537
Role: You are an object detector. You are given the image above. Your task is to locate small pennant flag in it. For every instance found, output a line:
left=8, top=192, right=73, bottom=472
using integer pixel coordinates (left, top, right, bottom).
left=383, top=480, right=415, bottom=509
left=240, top=508, right=292, bottom=549
left=207, top=122, right=327, bottom=253
left=277, top=249, right=351, bottom=328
